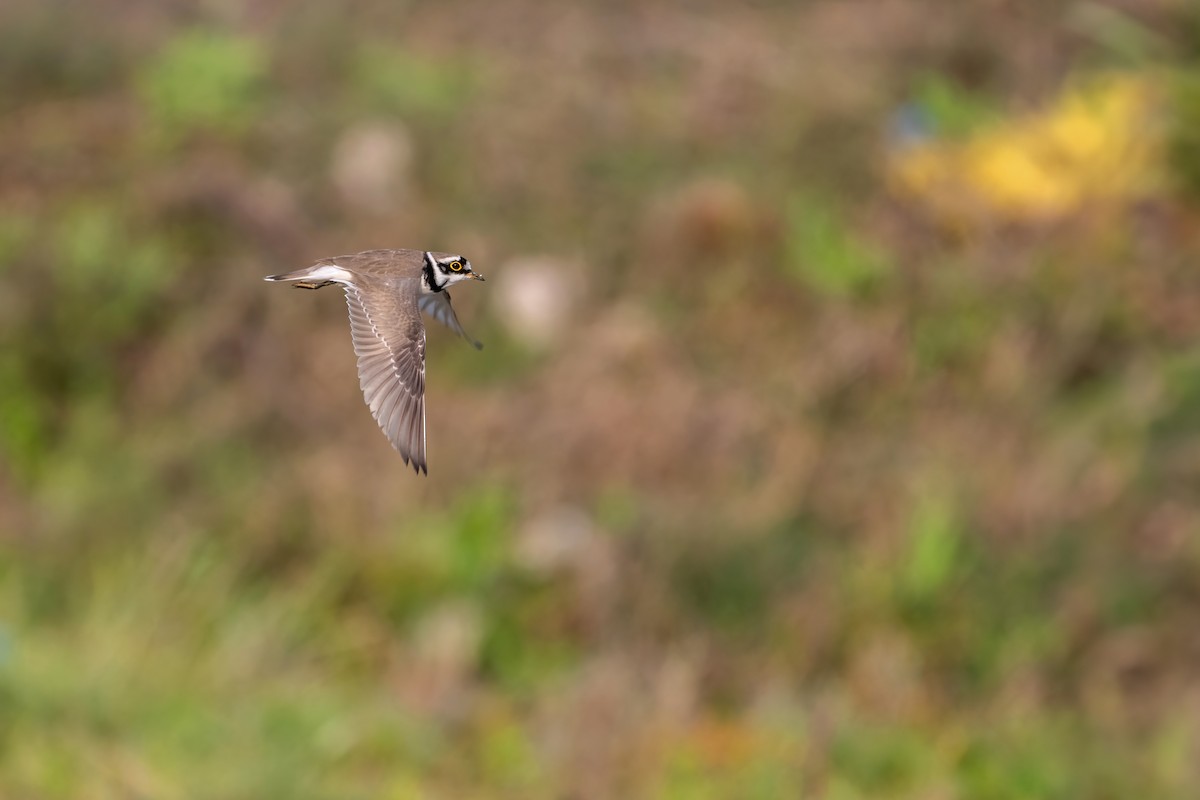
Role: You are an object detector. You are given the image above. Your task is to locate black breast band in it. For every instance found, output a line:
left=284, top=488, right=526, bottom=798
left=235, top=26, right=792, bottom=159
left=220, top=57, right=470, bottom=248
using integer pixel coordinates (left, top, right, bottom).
left=422, top=251, right=444, bottom=293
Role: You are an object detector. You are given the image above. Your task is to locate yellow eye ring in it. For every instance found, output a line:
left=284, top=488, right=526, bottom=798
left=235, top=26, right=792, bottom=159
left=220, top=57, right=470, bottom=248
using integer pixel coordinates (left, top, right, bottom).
left=448, top=261, right=463, bottom=272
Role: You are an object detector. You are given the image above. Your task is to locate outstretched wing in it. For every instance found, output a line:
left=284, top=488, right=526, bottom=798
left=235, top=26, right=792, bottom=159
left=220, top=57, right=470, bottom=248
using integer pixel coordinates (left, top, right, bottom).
left=343, top=281, right=428, bottom=474
left=419, top=291, right=482, bottom=350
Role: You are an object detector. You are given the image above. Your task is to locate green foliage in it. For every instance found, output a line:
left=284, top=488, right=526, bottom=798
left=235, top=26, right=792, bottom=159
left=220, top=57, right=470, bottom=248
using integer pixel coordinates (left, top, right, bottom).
left=0, top=536, right=434, bottom=799
left=671, top=523, right=814, bottom=632
left=956, top=727, right=1076, bottom=800
left=657, top=733, right=798, bottom=800
left=783, top=197, right=890, bottom=299
left=138, top=29, right=267, bottom=144
left=443, top=486, right=514, bottom=593
left=53, top=201, right=173, bottom=342
left=474, top=713, right=543, bottom=790
left=0, top=201, right=174, bottom=483
left=1166, top=67, right=1200, bottom=201
left=911, top=279, right=1000, bottom=372
left=593, top=484, right=641, bottom=533
left=900, top=484, right=965, bottom=606
left=0, top=353, right=48, bottom=483
left=1146, top=348, right=1200, bottom=484
left=0, top=213, right=33, bottom=273
left=830, top=723, right=933, bottom=795
left=909, top=73, right=999, bottom=139
left=353, top=43, right=477, bottom=120
left=437, top=328, right=542, bottom=385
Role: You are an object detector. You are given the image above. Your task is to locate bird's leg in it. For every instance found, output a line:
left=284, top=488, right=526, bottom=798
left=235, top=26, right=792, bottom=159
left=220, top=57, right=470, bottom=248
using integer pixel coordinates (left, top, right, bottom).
left=293, top=281, right=333, bottom=290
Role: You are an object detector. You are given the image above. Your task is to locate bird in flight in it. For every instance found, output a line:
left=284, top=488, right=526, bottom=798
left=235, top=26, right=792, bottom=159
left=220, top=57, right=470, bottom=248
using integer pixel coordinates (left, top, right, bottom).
left=265, top=249, right=485, bottom=474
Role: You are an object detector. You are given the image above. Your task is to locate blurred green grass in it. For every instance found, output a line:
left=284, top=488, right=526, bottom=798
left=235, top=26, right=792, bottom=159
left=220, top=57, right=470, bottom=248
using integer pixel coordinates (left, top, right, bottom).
left=3, top=1, right=1200, bottom=798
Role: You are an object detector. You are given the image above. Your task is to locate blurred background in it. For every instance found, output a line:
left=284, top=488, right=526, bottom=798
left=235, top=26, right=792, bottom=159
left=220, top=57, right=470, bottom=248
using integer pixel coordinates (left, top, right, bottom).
left=3, top=0, right=1200, bottom=797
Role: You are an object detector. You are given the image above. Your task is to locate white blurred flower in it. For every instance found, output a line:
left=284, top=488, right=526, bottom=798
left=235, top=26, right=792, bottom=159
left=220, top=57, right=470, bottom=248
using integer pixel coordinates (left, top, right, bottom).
left=514, top=504, right=596, bottom=575
left=399, top=600, right=483, bottom=718
left=492, top=256, right=583, bottom=348
left=412, top=599, right=482, bottom=674
left=329, top=121, right=415, bottom=212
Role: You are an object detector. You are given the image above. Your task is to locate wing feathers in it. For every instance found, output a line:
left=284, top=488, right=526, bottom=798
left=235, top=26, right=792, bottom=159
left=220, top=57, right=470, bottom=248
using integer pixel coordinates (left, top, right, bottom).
left=342, top=283, right=428, bottom=473
left=419, top=292, right=482, bottom=349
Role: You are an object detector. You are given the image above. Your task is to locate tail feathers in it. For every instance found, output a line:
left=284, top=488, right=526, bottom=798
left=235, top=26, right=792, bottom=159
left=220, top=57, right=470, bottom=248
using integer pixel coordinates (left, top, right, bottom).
left=264, top=264, right=353, bottom=287
left=264, top=268, right=311, bottom=282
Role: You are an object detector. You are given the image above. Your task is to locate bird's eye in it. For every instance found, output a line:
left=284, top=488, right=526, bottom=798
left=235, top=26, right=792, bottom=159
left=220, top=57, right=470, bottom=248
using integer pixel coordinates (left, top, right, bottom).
left=448, top=261, right=463, bottom=272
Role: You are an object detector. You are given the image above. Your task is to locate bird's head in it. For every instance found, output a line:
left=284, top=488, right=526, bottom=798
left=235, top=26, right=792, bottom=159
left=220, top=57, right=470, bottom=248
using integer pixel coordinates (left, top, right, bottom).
left=427, top=252, right=485, bottom=287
